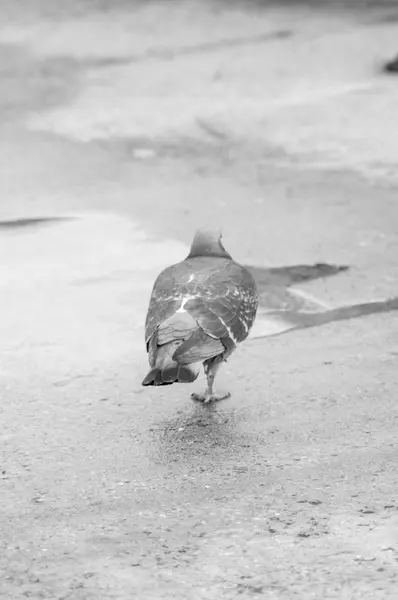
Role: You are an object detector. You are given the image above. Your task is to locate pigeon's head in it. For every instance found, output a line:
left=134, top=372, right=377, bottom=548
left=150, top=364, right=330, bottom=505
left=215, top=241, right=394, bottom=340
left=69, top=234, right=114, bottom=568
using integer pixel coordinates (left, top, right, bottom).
left=187, top=229, right=232, bottom=259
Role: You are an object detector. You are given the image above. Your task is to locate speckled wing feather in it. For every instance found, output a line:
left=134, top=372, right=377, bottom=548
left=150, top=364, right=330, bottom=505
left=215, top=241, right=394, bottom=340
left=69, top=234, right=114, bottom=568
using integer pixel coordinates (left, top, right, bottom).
left=144, top=264, right=189, bottom=347
left=173, top=262, right=258, bottom=362
left=145, top=257, right=258, bottom=364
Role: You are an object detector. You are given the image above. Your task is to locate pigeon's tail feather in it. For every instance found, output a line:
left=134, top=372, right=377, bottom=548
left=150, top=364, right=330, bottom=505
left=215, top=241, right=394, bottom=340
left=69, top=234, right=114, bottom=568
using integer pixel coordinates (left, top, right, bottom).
left=142, top=363, right=199, bottom=386
left=142, top=342, right=200, bottom=386
left=142, top=367, right=172, bottom=386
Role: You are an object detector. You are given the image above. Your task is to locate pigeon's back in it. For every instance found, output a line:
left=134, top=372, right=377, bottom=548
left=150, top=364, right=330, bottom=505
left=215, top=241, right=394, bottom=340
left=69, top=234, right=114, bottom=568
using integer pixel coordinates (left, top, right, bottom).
left=145, top=255, right=257, bottom=348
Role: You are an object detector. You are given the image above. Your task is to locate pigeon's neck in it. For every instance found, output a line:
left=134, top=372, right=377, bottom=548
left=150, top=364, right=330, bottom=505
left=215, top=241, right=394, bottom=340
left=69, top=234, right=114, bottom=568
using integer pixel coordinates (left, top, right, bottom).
left=186, top=241, right=232, bottom=260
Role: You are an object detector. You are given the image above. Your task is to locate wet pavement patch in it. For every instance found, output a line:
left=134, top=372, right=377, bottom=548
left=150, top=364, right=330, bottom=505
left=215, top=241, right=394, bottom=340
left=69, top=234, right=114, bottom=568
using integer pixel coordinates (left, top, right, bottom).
left=249, top=262, right=398, bottom=338
left=0, top=216, right=75, bottom=229
left=247, top=263, right=349, bottom=288
left=246, top=262, right=348, bottom=313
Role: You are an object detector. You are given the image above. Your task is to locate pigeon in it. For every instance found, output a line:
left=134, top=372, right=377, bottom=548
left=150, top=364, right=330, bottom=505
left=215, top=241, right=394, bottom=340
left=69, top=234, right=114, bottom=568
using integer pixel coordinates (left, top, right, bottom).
left=142, top=229, right=258, bottom=403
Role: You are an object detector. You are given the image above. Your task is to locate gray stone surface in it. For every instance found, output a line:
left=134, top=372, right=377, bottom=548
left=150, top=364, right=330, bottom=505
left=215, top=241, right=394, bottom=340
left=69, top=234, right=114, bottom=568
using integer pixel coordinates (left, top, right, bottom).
left=1, top=1, right=398, bottom=598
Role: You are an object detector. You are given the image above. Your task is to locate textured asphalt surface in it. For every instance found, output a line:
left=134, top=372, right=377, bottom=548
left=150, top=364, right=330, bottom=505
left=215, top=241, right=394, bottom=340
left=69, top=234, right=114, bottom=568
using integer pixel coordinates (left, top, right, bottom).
left=1, top=1, right=398, bottom=598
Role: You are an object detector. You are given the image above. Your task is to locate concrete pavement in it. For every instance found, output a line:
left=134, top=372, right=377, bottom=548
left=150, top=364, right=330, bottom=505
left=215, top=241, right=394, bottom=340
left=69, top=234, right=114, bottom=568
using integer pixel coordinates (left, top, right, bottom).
left=1, top=1, right=398, bottom=598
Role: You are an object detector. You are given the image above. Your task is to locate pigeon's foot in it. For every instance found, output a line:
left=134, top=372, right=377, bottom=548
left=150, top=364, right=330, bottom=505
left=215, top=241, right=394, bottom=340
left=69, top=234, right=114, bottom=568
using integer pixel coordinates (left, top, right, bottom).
left=194, top=358, right=231, bottom=403
left=191, top=391, right=231, bottom=404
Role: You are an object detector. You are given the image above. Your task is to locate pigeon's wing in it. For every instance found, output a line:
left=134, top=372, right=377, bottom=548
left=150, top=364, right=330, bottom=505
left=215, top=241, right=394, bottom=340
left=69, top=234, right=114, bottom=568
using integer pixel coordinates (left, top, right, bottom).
left=191, top=262, right=258, bottom=344
left=144, top=264, right=186, bottom=346
left=173, top=262, right=258, bottom=363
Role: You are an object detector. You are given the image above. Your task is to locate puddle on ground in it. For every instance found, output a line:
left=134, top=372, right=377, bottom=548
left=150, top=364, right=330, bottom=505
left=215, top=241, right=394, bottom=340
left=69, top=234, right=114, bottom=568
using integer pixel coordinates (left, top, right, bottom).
left=247, top=263, right=398, bottom=338
left=254, top=296, right=398, bottom=338
left=248, top=263, right=349, bottom=290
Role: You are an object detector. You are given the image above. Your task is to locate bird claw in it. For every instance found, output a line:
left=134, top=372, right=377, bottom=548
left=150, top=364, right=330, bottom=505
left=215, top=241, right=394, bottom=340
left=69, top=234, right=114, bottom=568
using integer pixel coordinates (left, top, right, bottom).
left=191, top=391, right=231, bottom=404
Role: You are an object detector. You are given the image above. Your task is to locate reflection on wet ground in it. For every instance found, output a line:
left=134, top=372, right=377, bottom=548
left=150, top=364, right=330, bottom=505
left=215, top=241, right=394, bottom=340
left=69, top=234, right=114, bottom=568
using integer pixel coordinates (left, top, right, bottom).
left=247, top=262, right=347, bottom=314
left=247, top=262, right=349, bottom=288
left=249, top=262, right=398, bottom=337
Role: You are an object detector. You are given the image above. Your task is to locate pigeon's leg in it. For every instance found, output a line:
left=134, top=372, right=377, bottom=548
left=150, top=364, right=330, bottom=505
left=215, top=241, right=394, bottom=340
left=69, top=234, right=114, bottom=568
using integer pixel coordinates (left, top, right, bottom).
left=191, top=358, right=231, bottom=404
